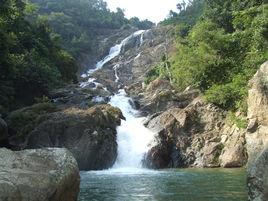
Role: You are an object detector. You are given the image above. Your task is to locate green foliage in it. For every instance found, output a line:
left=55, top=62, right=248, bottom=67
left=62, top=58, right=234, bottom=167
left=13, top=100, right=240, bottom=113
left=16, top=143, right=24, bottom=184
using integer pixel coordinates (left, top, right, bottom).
left=129, top=17, right=155, bottom=30
left=161, top=0, right=205, bottom=33
left=145, top=56, right=171, bottom=84
left=34, top=95, right=51, bottom=104
left=156, top=0, right=268, bottom=112
left=227, top=112, right=248, bottom=129
left=0, top=0, right=77, bottom=113
left=29, top=0, right=154, bottom=57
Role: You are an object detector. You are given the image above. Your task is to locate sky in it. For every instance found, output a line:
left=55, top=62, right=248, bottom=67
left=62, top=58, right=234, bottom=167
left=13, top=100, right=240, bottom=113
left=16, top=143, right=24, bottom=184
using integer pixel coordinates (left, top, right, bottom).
left=105, top=0, right=179, bottom=23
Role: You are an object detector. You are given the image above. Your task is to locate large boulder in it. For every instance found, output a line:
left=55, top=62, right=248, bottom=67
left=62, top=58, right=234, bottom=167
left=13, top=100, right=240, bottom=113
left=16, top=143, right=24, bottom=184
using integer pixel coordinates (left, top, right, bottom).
left=0, top=148, right=80, bottom=201
left=248, top=147, right=268, bottom=201
left=25, top=105, right=123, bottom=170
left=246, top=61, right=268, bottom=165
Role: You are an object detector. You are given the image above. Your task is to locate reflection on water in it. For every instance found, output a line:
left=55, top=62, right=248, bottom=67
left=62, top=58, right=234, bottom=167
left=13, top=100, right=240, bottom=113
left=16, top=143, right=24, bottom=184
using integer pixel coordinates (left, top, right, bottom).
left=79, top=168, right=247, bottom=201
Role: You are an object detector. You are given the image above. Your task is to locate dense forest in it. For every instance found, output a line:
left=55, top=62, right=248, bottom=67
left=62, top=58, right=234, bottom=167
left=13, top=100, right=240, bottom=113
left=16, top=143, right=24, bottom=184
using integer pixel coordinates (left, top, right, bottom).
left=29, top=0, right=154, bottom=57
left=0, top=0, right=78, bottom=115
left=0, top=0, right=154, bottom=116
left=147, top=0, right=268, bottom=115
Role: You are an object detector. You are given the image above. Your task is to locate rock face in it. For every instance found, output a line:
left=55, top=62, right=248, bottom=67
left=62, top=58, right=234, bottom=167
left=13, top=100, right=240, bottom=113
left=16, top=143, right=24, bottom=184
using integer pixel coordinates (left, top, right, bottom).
left=25, top=105, right=123, bottom=170
left=0, top=148, right=80, bottom=201
left=248, top=147, right=268, bottom=201
left=142, top=87, right=247, bottom=168
left=246, top=61, right=268, bottom=166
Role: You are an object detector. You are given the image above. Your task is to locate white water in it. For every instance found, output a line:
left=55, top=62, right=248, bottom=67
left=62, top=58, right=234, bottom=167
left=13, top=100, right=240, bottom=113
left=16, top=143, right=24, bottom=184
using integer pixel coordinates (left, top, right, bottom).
left=82, top=30, right=146, bottom=78
left=109, top=89, right=155, bottom=170
left=113, top=64, right=120, bottom=83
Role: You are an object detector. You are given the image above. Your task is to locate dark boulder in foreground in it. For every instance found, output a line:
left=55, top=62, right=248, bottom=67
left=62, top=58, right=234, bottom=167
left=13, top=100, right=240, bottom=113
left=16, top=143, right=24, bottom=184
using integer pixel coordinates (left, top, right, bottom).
left=0, top=148, right=80, bottom=201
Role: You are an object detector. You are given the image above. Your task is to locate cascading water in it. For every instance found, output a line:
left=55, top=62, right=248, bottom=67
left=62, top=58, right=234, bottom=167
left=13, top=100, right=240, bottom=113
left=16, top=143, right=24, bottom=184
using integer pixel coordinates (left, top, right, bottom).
left=82, top=30, right=146, bottom=77
left=109, top=90, right=155, bottom=170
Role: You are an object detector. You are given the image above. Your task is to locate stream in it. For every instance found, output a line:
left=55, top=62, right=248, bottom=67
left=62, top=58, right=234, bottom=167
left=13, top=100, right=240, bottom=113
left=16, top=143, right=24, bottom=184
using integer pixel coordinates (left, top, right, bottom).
left=78, top=30, right=247, bottom=201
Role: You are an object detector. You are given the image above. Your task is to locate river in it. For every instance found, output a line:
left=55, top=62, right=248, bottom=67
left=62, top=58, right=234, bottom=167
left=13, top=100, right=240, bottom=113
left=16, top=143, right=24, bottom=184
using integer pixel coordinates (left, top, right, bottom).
left=79, top=168, right=246, bottom=201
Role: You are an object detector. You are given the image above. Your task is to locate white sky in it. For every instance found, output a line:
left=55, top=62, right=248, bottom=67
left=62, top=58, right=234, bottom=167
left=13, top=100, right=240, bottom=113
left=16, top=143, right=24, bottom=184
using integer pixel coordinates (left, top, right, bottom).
left=105, top=0, right=180, bottom=23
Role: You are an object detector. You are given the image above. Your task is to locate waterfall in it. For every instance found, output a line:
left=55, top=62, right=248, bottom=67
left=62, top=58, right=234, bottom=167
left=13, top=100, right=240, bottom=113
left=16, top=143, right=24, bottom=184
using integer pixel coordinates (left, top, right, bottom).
left=109, top=90, right=155, bottom=169
left=80, top=30, right=154, bottom=171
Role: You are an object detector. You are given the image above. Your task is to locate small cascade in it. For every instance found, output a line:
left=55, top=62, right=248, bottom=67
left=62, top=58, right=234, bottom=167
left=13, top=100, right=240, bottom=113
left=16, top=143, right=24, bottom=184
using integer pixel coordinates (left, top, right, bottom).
left=113, top=64, right=120, bottom=83
left=109, top=90, right=155, bottom=169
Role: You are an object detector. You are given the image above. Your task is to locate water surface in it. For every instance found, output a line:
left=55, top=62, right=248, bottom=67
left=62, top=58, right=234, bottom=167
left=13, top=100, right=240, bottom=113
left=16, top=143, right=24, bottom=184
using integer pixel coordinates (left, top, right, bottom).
left=79, top=168, right=247, bottom=201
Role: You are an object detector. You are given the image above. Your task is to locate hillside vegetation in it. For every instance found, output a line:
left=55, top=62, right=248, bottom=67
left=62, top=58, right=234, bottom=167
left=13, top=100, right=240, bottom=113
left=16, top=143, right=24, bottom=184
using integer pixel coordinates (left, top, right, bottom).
left=148, top=0, right=268, bottom=113
left=0, top=0, right=78, bottom=114
left=29, top=0, right=154, bottom=58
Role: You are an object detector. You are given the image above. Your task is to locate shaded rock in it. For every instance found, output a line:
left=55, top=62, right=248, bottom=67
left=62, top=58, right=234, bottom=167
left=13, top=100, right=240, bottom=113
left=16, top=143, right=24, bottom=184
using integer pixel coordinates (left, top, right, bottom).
left=246, top=61, right=268, bottom=166
left=5, top=103, right=58, bottom=149
left=202, top=141, right=223, bottom=168
left=0, top=117, right=8, bottom=141
left=0, top=148, right=80, bottom=201
left=49, top=84, right=111, bottom=109
left=248, top=147, right=268, bottom=201
left=143, top=129, right=173, bottom=169
left=25, top=105, right=123, bottom=170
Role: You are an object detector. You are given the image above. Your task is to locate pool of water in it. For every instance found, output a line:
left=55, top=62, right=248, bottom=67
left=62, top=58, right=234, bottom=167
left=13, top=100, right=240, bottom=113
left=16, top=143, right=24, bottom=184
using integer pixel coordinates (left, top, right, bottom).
left=79, top=168, right=247, bottom=201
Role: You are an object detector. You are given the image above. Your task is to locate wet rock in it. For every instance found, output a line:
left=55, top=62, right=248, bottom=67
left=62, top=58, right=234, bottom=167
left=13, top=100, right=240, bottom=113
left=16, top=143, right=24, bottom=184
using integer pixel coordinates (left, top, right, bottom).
left=0, top=148, right=80, bottom=201
left=127, top=79, right=200, bottom=116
